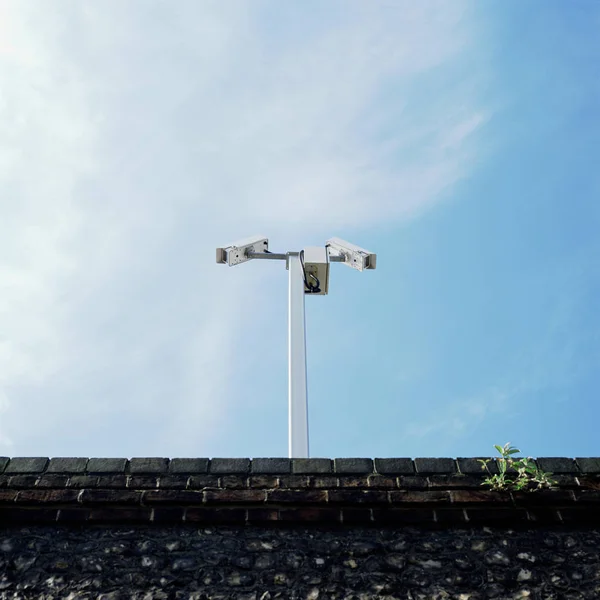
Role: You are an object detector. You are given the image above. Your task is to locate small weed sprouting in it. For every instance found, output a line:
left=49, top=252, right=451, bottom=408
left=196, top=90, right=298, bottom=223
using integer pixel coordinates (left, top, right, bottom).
left=479, top=443, right=557, bottom=492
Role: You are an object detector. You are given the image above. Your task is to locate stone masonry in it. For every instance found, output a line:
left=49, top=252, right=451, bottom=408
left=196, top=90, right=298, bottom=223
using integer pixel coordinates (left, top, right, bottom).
left=2, top=456, right=600, bottom=599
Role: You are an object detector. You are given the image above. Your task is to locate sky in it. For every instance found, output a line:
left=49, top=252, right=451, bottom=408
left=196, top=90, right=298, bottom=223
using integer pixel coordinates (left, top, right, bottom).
left=1, top=1, right=599, bottom=460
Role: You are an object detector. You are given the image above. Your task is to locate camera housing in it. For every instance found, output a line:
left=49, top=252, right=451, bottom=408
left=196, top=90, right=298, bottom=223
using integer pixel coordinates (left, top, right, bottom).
left=302, top=247, right=330, bottom=295
left=326, top=237, right=377, bottom=271
left=216, top=235, right=269, bottom=266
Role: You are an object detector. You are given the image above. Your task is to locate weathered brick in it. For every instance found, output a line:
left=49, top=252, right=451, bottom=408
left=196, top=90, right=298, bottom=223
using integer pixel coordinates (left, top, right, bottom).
left=526, top=508, right=562, bottom=524
left=87, top=458, right=128, bottom=473
left=466, top=508, right=528, bottom=524
left=458, top=458, right=499, bottom=475
left=372, top=508, right=434, bottom=525
left=185, top=508, right=246, bottom=524
left=248, top=476, right=279, bottom=489
left=429, top=475, right=485, bottom=489
left=278, top=476, right=310, bottom=489
left=128, top=476, right=159, bottom=489
left=219, top=475, right=248, bottom=489
left=292, top=459, right=332, bottom=474
left=47, top=458, right=88, bottom=473
left=309, top=476, right=339, bottom=489
left=210, top=458, right=250, bottom=474
left=246, top=509, right=279, bottom=523
left=129, top=458, right=169, bottom=474
left=7, top=475, right=39, bottom=488
left=66, top=475, right=99, bottom=489
left=559, top=507, right=600, bottom=524
left=169, top=458, right=209, bottom=474
left=573, top=490, right=600, bottom=504
left=328, top=490, right=388, bottom=504
left=389, top=491, right=451, bottom=504
left=4, top=457, right=48, bottom=474
left=338, top=476, right=369, bottom=488
left=0, top=457, right=9, bottom=473
left=158, top=475, right=190, bottom=489
left=374, top=458, right=414, bottom=475
left=0, top=490, right=17, bottom=503
left=204, top=490, right=266, bottom=503
left=435, top=509, right=468, bottom=524
left=57, top=508, right=90, bottom=523
left=80, top=489, right=142, bottom=505
left=279, top=508, right=340, bottom=523
left=398, top=476, right=429, bottom=490
left=334, top=458, right=374, bottom=474
left=513, top=490, right=575, bottom=505
left=143, top=490, right=204, bottom=504
left=368, top=475, right=397, bottom=489
left=535, top=457, right=578, bottom=473
left=550, top=474, right=580, bottom=487
left=251, top=458, right=291, bottom=474
left=450, top=490, right=511, bottom=504
left=96, top=475, right=129, bottom=488
left=0, top=508, right=58, bottom=523
left=36, top=475, right=70, bottom=488
left=267, top=490, right=327, bottom=504
left=188, top=475, right=219, bottom=490
left=151, top=507, right=186, bottom=523
left=576, top=475, right=600, bottom=490
left=342, top=508, right=373, bottom=524
left=576, top=458, right=600, bottom=473
left=88, top=508, right=151, bottom=523
left=17, top=489, right=79, bottom=504
left=414, top=458, right=457, bottom=474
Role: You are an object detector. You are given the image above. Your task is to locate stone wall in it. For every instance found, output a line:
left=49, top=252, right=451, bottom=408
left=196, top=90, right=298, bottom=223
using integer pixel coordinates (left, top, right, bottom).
left=2, top=525, right=600, bottom=599
left=2, top=455, right=600, bottom=599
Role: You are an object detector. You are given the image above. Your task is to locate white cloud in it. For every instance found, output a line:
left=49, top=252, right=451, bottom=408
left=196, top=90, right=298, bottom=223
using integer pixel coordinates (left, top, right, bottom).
left=0, top=0, right=486, bottom=455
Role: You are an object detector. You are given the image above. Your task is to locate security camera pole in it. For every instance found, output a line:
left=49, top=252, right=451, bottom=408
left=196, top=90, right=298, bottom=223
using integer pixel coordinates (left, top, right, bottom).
left=216, top=236, right=376, bottom=458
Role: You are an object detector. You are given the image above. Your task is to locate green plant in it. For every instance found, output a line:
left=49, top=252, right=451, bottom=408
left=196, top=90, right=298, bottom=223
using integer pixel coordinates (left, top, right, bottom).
left=478, top=443, right=557, bottom=492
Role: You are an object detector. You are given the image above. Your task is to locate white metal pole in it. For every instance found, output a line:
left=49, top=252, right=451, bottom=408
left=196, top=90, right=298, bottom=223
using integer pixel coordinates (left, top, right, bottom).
left=288, top=254, right=309, bottom=458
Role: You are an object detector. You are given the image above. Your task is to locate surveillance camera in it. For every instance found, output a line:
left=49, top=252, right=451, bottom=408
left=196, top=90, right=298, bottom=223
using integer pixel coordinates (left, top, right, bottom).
left=325, top=237, right=376, bottom=271
left=216, top=235, right=269, bottom=266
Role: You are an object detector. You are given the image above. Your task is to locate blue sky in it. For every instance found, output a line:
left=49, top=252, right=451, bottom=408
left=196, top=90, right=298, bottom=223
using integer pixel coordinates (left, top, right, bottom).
left=0, top=1, right=598, bottom=460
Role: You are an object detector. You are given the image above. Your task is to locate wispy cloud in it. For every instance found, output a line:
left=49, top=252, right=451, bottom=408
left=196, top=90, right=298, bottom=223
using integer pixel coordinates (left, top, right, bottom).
left=0, top=1, right=486, bottom=455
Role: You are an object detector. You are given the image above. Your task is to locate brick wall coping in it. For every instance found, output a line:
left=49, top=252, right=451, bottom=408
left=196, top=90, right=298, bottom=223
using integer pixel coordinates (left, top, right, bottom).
left=2, top=457, right=600, bottom=528
left=3, top=456, right=600, bottom=476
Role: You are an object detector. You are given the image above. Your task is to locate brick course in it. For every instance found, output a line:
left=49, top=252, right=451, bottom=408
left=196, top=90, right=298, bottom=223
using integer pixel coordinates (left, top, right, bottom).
left=0, top=455, right=598, bottom=526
